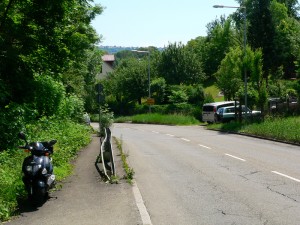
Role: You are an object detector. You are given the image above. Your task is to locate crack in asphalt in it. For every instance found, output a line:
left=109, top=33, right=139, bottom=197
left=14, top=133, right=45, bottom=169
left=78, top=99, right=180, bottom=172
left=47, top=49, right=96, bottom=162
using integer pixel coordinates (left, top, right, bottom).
left=239, top=171, right=262, bottom=181
left=267, top=186, right=298, bottom=203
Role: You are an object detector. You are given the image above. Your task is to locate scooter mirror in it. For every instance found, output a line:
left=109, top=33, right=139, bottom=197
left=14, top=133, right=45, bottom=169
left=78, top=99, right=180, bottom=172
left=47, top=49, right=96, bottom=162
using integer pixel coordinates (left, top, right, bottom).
left=18, top=132, right=26, bottom=140
left=49, top=140, right=57, bottom=146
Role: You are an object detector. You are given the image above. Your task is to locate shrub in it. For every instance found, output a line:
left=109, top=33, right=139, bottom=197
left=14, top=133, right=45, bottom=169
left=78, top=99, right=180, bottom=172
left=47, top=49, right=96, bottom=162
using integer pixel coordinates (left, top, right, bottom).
left=57, top=94, right=85, bottom=122
left=185, top=84, right=205, bottom=105
left=151, top=77, right=167, bottom=104
left=34, top=75, right=65, bottom=117
left=0, top=103, right=26, bottom=151
left=204, top=93, right=215, bottom=104
left=168, top=89, right=188, bottom=103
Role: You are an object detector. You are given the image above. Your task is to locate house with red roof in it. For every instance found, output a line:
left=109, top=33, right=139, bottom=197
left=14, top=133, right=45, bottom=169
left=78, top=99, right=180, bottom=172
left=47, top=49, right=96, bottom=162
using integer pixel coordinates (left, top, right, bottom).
left=97, top=54, right=115, bottom=80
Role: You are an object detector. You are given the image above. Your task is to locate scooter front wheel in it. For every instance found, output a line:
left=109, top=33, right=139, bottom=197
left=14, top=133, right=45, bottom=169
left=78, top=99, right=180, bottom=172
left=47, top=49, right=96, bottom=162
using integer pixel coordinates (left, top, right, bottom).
left=29, top=188, right=47, bottom=206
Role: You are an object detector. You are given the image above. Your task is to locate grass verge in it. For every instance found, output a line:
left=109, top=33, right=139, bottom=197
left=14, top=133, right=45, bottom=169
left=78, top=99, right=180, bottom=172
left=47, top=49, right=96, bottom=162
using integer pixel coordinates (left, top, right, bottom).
left=0, top=118, right=92, bottom=222
left=115, top=113, right=200, bottom=126
left=113, top=137, right=135, bottom=184
left=207, top=116, right=300, bottom=144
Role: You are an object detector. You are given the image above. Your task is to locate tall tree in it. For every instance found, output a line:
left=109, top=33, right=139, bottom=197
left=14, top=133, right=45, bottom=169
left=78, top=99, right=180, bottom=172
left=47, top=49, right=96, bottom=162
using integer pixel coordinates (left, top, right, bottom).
left=276, top=0, right=300, bottom=18
left=105, top=58, right=149, bottom=105
left=238, top=0, right=300, bottom=79
left=245, top=0, right=275, bottom=77
left=0, top=0, right=103, bottom=107
left=215, top=47, right=243, bottom=100
left=270, top=1, right=300, bottom=78
left=158, top=42, right=205, bottom=85
left=202, top=16, right=238, bottom=78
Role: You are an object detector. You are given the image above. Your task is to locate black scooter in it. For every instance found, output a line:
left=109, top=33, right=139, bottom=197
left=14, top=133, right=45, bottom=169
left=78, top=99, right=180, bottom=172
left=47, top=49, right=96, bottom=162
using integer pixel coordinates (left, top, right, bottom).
left=18, top=132, right=57, bottom=205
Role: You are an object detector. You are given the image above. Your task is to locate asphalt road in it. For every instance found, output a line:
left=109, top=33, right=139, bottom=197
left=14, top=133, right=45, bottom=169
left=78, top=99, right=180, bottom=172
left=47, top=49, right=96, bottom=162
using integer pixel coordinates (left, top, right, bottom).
left=112, top=123, right=300, bottom=225
left=5, top=123, right=300, bottom=225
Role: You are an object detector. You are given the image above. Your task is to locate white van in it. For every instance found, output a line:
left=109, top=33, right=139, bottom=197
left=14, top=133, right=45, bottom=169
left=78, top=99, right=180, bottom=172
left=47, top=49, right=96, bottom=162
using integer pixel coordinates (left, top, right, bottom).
left=202, top=101, right=236, bottom=123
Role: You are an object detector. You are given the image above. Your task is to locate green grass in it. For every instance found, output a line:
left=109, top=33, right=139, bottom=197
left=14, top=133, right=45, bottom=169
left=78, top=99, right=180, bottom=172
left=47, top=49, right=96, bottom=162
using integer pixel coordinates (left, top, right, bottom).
left=208, top=116, right=300, bottom=144
left=242, top=117, right=300, bottom=143
left=0, top=119, right=92, bottom=222
left=204, top=85, right=224, bottom=102
left=115, top=113, right=200, bottom=126
left=113, top=137, right=135, bottom=184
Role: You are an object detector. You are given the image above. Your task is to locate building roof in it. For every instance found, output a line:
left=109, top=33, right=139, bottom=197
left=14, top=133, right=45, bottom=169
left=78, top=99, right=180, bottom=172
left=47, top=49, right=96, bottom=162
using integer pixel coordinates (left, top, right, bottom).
left=102, top=54, right=115, bottom=62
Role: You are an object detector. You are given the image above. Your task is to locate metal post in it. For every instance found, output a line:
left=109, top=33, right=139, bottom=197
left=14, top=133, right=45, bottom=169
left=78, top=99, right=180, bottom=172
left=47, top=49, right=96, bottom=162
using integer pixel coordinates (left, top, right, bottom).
left=213, top=3, right=247, bottom=121
left=243, top=6, right=248, bottom=121
left=147, top=51, right=151, bottom=113
left=132, top=49, right=151, bottom=113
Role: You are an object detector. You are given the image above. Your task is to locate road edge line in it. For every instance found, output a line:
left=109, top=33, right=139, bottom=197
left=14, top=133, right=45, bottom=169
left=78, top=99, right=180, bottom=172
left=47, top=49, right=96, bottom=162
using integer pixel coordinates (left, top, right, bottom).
left=132, top=181, right=152, bottom=225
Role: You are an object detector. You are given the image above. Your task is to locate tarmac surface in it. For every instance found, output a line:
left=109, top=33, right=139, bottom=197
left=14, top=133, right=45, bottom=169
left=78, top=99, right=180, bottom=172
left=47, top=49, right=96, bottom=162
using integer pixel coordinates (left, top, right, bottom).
left=5, top=134, right=142, bottom=225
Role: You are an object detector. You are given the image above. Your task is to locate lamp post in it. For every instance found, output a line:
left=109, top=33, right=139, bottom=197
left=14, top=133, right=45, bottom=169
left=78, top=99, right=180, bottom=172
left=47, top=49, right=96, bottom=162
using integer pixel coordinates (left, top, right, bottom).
left=132, top=49, right=151, bottom=112
left=213, top=4, right=248, bottom=121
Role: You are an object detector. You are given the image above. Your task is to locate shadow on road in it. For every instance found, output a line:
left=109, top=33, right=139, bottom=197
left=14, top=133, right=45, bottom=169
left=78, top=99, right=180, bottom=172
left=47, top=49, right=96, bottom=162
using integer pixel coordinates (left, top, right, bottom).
left=16, top=194, right=57, bottom=214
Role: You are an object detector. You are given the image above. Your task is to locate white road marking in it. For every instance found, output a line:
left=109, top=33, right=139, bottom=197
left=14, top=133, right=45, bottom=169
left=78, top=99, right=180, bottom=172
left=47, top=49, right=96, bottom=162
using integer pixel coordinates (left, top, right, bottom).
left=225, top=154, right=246, bottom=162
left=271, top=171, right=300, bottom=183
left=132, top=181, right=152, bottom=225
left=198, top=144, right=211, bottom=149
left=166, top=134, right=174, bottom=137
left=181, top=138, right=190, bottom=142
left=152, top=131, right=159, bottom=134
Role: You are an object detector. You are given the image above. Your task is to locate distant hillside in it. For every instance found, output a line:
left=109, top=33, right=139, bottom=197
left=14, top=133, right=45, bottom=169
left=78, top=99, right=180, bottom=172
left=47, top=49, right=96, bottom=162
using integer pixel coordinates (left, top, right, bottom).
left=98, top=45, right=164, bottom=54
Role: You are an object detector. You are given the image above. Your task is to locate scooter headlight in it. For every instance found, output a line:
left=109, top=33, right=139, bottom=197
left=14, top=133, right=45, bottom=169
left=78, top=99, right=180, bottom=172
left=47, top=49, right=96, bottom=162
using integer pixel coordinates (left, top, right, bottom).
left=26, top=166, right=33, bottom=172
left=26, top=165, right=41, bottom=174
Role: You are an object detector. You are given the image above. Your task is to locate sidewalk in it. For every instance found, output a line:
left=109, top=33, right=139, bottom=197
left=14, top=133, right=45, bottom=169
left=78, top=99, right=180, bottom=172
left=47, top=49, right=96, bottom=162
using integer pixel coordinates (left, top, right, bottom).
left=5, top=134, right=142, bottom=225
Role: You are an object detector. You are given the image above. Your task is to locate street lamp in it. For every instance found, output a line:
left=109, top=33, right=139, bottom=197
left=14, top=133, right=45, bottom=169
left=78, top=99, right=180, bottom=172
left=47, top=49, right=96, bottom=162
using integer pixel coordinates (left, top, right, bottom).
left=213, top=4, right=248, bottom=120
left=132, top=49, right=151, bottom=112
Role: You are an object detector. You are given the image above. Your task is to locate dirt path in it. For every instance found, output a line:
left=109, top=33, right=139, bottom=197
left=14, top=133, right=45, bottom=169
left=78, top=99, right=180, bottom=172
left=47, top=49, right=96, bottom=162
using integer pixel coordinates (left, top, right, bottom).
left=5, top=134, right=142, bottom=225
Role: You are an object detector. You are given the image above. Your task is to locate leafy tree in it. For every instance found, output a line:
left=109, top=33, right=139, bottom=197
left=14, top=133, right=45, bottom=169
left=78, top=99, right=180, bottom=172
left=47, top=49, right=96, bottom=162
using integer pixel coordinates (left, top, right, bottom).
left=62, top=47, right=103, bottom=113
left=203, top=16, right=239, bottom=78
left=185, top=84, right=205, bottom=105
left=0, top=0, right=103, bottom=108
left=270, top=1, right=300, bottom=78
left=0, top=0, right=104, bottom=149
left=215, top=47, right=243, bottom=100
left=104, top=58, right=149, bottom=105
left=168, top=86, right=189, bottom=104
left=114, top=50, right=136, bottom=66
left=158, top=42, right=205, bottom=85
left=186, top=36, right=207, bottom=61
left=239, top=0, right=300, bottom=79
left=34, top=75, right=65, bottom=117
left=215, top=44, right=265, bottom=108
left=244, top=0, right=275, bottom=78
left=276, top=0, right=300, bottom=18
left=151, top=77, right=167, bottom=104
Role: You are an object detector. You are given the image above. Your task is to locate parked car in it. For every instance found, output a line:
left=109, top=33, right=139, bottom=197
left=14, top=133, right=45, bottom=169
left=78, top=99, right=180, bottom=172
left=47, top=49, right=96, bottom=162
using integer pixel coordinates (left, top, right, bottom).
left=202, top=101, right=237, bottom=123
left=216, top=105, right=261, bottom=123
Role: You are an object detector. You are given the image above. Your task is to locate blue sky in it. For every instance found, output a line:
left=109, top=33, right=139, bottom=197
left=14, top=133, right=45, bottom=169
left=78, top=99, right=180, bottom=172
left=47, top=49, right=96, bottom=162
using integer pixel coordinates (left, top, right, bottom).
left=92, top=0, right=239, bottom=47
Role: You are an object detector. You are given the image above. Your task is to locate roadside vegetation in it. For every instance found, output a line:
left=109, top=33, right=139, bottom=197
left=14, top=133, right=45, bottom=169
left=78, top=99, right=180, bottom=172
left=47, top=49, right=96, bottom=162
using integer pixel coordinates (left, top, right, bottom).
left=114, top=113, right=200, bottom=125
left=0, top=118, right=91, bottom=221
left=208, top=116, right=300, bottom=144
left=1, top=0, right=300, bottom=222
left=113, top=137, right=135, bottom=184
left=0, top=1, right=103, bottom=222
left=113, top=113, right=299, bottom=145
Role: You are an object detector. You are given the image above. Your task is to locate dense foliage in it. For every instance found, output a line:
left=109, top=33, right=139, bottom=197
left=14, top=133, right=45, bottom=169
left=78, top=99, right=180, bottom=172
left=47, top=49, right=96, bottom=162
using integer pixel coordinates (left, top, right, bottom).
left=208, top=116, right=300, bottom=144
left=98, top=1, right=300, bottom=118
left=0, top=119, right=91, bottom=221
left=0, top=0, right=103, bottom=150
